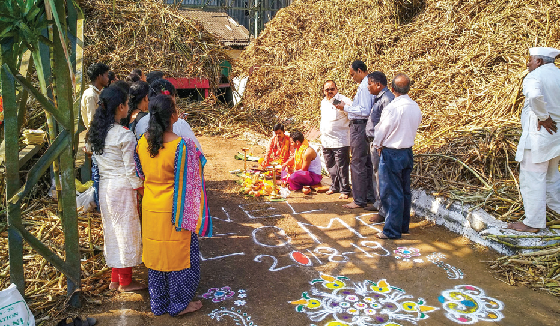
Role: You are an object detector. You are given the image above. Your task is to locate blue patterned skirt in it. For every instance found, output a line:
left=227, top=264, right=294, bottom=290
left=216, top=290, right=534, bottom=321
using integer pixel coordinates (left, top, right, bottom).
left=148, top=234, right=200, bottom=316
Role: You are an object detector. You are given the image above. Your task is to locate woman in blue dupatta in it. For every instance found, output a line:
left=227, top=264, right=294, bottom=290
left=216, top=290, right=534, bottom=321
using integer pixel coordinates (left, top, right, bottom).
left=135, top=94, right=211, bottom=316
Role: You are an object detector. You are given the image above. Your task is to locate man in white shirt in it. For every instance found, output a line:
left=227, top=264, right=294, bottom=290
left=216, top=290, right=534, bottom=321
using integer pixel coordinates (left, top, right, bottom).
left=81, top=63, right=110, bottom=129
left=508, top=47, right=560, bottom=233
left=372, top=73, right=422, bottom=239
left=335, top=60, right=375, bottom=208
left=320, top=80, right=352, bottom=199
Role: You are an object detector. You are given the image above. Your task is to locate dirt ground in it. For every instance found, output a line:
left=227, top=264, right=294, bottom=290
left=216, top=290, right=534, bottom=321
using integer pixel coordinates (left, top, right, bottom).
left=58, top=135, right=560, bottom=326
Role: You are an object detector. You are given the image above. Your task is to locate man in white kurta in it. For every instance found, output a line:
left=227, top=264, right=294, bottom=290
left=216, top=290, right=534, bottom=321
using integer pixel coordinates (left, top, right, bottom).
left=508, top=47, right=560, bottom=233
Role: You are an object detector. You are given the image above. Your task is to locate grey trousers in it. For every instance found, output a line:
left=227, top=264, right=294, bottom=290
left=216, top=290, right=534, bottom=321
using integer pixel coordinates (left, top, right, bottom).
left=370, top=143, right=385, bottom=216
left=350, top=123, right=373, bottom=206
left=323, top=147, right=351, bottom=195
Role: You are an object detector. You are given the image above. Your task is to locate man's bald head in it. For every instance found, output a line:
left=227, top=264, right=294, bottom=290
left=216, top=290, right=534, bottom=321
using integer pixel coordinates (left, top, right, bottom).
left=391, top=73, right=411, bottom=95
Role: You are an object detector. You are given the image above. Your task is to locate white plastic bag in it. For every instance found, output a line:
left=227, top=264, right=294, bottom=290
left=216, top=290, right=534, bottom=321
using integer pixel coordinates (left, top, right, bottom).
left=279, top=186, right=291, bottom=198
left=76, top=186, right=96, bottom=213
left=0, top=284, right=35, bottom=326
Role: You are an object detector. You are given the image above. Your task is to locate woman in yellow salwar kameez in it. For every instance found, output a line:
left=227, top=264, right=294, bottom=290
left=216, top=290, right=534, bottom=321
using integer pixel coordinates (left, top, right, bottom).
left=136, top=94, right=211, bottom=316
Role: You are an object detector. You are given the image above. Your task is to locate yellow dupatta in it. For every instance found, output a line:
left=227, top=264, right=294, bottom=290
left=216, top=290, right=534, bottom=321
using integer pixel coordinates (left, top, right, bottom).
left=294, top=139, right=309, bottom=170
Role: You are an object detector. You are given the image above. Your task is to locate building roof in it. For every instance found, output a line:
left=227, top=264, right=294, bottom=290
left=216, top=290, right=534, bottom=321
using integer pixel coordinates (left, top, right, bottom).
left=179, top=9, right=250, bottom=47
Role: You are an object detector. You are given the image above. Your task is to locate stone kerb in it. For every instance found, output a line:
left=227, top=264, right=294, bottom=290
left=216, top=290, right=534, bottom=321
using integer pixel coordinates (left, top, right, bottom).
left=411, top=189, right=560, bottom=255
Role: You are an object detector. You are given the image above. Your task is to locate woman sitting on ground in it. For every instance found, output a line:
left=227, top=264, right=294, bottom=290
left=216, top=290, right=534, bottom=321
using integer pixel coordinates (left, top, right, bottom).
left=126, top=81, right=150, bottom=133
left=135, top=94, right=211, bottom=316
left=86, top=85, right=145, bottom=292
left=261, top=123, right=291, bottom=167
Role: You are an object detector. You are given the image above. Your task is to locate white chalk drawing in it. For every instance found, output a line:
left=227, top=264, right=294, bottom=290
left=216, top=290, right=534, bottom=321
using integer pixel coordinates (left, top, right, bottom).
left=427, top=253, right=464, bottom=280
left=306, top=249, right=324, bottom=265
left=200, top=252, right=246, bottom=261
left=354, top=214, right=384, bottom=231
left=297, top=217, right=368, bottom=244
left=393, top=247, right=421, bottom=262
left=314, top=247, right=354, bottom=263
left=438, top=285, right=504, bottom=324
left=254, top=255, right=294, bottom=271
left=209, top=307, right=256, bottom=326
left=239, top=203, right=283, bottom=219
left=220, top=207, right=233, bottom=222
left=290, top=274, right=439, bottom=326
left=252, top=226, right=291, bottom=248
left=285, top=201, right=323, bottom=214
left=413, top=259, right=424, bottom=263
left=234, top=300, right=247, bottom=306
left=213, top=232, right=238, bottom=237
left=254, top=242, right=392, bottom=271
left=350, top=241, right=391, bottom=257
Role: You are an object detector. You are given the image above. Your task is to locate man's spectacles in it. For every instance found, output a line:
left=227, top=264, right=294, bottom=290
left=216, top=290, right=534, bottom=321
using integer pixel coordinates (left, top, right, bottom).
left=324, top=88, right=336, bottom=92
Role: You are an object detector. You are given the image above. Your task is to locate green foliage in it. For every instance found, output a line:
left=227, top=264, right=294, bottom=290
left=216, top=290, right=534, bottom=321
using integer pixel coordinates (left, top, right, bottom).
left=0, top=0, right=48, bottom=53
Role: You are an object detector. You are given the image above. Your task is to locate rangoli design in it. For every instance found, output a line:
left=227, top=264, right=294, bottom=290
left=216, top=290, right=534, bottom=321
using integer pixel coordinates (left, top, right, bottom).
left=209, top=307, right=257, bottom=326
left=438, top=285, right=504, bottom=324
left=290, top=274, right=438, bottom=326
left=393, top=247, right=421, bottom=261
left=427, top=253, right=464, bottom=280
left=202, top=286, right=236, bottom=303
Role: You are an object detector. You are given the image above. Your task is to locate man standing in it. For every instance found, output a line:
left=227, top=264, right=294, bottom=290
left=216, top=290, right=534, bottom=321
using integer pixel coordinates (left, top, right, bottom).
left=508, top=47, right=560, bottom=233
left=81, top=63, right=110, bottom=129
left=282, top=130, right=323, bottom=191
left=373, top=73, right=422, bottom=239
left=320, top=80, right=352, bottom=199
left=335, top=60, right=375, bottom=208
left=364, top=72, right=395, bottom=221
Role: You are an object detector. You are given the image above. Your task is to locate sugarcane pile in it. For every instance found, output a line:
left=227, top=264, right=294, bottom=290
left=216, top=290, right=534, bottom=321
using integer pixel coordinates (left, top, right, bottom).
left=0, top=199, right=114, bottom=319
left=81, top=0, right=230, bottom=86
left=232, top=0, right=560, bottom=222
left=489, top=245, right=560, bottom=296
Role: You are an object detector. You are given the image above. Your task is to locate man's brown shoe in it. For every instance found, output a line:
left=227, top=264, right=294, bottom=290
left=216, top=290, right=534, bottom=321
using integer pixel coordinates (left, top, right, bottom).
left=369, top=213, right=385, bottom=223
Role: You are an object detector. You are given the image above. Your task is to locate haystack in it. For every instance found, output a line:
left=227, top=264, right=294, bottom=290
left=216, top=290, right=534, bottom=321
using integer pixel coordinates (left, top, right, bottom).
left=233, top=0, right=560, bottom=222
left=82, top=0, right=230, bottom=86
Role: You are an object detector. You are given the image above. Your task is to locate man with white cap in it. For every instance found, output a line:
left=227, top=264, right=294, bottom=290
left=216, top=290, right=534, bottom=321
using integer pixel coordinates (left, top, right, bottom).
left=508, top=47, right=560, bottom=233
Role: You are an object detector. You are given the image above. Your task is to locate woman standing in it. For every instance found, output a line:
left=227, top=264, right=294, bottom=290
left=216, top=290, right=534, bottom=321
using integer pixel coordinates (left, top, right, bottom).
left=136, top=94, right=211, bottom=316
left=86, top=85, right=145, bottom=292
left=126, top=81, right=150, bottom=132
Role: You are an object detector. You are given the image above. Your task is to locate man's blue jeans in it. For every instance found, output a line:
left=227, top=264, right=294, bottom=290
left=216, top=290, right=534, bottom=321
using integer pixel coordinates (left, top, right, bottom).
left=379, top=147, right=413, bottom=239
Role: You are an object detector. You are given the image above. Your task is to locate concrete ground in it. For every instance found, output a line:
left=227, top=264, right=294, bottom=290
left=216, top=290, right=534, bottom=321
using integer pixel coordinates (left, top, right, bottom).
left=65, top=136, right=560, bottom=326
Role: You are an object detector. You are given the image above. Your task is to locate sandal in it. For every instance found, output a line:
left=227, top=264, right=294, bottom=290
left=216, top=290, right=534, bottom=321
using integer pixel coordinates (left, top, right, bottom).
left=326, top=190, right=335, bottom=195
left=338, top=194, right=349, bottom=200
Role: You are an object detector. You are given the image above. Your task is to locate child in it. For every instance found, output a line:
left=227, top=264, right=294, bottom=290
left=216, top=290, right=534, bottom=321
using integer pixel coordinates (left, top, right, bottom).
left=86, top=85, right=145, bottom=291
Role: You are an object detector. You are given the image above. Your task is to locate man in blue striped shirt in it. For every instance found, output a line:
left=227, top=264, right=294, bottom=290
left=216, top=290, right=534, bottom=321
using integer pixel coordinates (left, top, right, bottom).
left=364, top=72, right=395, bottom=222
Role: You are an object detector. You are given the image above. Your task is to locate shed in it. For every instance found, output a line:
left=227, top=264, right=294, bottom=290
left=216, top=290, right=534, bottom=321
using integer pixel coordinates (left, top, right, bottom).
left=178, top=9, right=250, bottom=47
